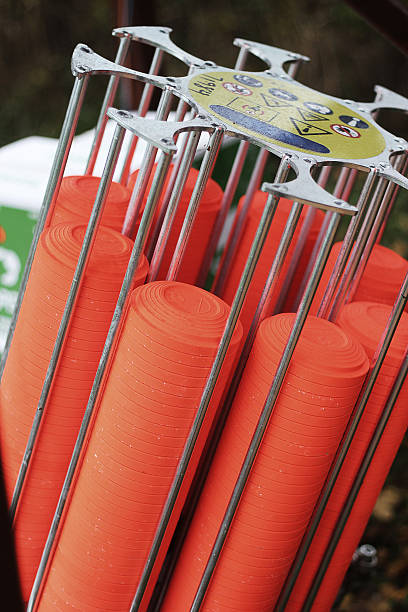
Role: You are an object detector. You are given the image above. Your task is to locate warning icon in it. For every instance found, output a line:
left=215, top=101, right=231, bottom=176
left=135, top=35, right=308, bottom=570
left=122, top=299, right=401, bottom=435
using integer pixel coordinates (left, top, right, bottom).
left=296, top=107, right=329, bottom=122
left=290, top=117, right=331, bottom=137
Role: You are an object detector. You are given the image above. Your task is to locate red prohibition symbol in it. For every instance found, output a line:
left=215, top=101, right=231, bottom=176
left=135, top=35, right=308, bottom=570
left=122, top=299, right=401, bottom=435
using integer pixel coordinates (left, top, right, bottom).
left=330, top=123, right=361, bottom=138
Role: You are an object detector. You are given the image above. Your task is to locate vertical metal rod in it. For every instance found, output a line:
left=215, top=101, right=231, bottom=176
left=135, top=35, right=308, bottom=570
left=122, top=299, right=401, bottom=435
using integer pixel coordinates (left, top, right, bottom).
left=0, top=76, right=88, bottom=380
left=342, top=168, right=358, bottom=202
left=130, top=157, right=291, bottom=612
left=302, top=273, right=408, bottom=611
left=118, top=47, right=165, bottom=185
left=121, top=88, right=173, bottom=237
left=197, top=140, right=250, bottom=288
left=377, top=152, right=408, bottom=242
left=272, top=164, right=330, bottom=313
left=195, top=46, right=250, bottom=287
left=145, top=98, right=192, bottom=260
left=213, top=146, right=269, bottom=296
left=234, top=46, right=249, bottom=69
left=273, top=204, right=315, bottom=313
left=287, top=60, right=300, bottom=78
left=346, top=164, right=406, bottom=306
left=292, top=165, right=352, bottom=310
left=276, top=272, right=408, bottom=611
left=191, top=211, right=341, bottom=611
left=242, top=200, right=303, bottom=358
left=328, top=176, right=388, bottom=321
left=166, top=129, right=224, bottom=280
left=27, top=149, right=173, bottom=612
left=9, top=124, right=126, bottom=523
left=317, top=169, right=377, bottom=319
left=147, top=130, right=200, bottom=282
left=215, top=196, right=301, bottom=435
left=85, top=35, right=131, bottom=175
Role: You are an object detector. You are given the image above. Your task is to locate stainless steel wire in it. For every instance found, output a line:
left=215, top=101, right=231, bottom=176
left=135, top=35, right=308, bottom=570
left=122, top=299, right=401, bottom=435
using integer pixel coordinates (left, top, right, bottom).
left=191, top=210, right=341, bottom=611
left=166, top=128, right=224, bottom=280
left=147, top=129, right=201, bottom=281
left=302, top=272, right=408, bottom=611
left=0, top=76, right=88, bottom=381
left=328, top=175, right=389, bottom=321
left=121, top=87, right=173, bottom=236
left=118, top=47, right=164, bottom=184
left=85, top=35, right=131, bottom=175
left=316, top=169, right=377, bottom=319
left=9, top=123, right=126, bottom=522
left=129, top=157, right=291, bottom=611
left=27, top=142, right=175, bottom=612
left=276, top=271, right=408, bottom=611
left=213, top=146, right=270, bottom=296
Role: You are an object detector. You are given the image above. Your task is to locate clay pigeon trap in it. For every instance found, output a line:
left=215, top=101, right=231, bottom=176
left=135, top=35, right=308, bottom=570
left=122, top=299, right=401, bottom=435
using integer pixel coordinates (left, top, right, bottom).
left=1, top=26, right=408, bottom=611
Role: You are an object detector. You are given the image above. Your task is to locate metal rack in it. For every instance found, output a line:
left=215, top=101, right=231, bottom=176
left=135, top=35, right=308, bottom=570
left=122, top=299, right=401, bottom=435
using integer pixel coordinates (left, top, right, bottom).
left=1, top=25, right=408, bottom=611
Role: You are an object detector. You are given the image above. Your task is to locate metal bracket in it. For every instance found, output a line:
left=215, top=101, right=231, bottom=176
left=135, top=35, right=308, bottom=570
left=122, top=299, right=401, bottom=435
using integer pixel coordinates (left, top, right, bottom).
left=71, top=43, right=171, bottom=89
left=263, top=156, right=358, bottom=215
left=234, top=37, right=309, bottom=73
left=107, top=108, right=215, bottom=152
left=113, top=25, right=216, bottom=68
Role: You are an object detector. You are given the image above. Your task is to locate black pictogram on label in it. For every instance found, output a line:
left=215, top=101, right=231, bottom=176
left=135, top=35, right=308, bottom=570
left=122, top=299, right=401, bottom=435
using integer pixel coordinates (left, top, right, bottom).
left=339, top=115, right=369, bottom=129
left=303, top=101, right=333, bottom=115
left=234, top=74, right=263, bottom=88
left=296, top=107, right=329, bottom=122
left=290, top=117, right=331, bottom=137
left=260, top=93, right=293, bottom=109
left=268, top=88, right=298, bottom=101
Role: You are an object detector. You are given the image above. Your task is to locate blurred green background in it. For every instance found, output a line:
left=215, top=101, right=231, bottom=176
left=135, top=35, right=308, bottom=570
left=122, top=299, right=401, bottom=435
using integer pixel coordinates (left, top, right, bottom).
left=0, top=1, right=407, bottom=610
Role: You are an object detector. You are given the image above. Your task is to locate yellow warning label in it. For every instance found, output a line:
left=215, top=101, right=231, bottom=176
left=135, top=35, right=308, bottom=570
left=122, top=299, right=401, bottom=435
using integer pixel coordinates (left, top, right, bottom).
left=188, top=71, right=385, bottom=159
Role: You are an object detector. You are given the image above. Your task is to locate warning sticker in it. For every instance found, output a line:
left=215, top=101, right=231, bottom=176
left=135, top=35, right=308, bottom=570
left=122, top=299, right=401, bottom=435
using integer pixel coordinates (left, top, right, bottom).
left=330, top=124, right=361, bottom=138
left=222, top=82, right=252, bottom=96
left=188, top=70, right=385, bottom=159
left=290, top=118, right=331, bottom=137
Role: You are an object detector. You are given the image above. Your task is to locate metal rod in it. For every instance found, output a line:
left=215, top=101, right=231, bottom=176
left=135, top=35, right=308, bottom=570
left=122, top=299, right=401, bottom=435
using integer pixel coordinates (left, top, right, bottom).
left=212, top=196, right=302, bottom=447
left=197, top=140, right=250, bottom=288
left=328, top=175, right=388, bottom=321
left=272, top=164, right=330, bottom=313
left=342, top=168, right=358, bottom=202
left=121, top=87, right=173, bottom=237
left=195, top=45, right=250, bottom=287
left=147, top=130, right=200, bottom=282
left=129, top=157, right=291, bottom=612
left=273, top=203, right=315, bottom=313
left=85, top=35, right=131, bottom=175
left=166, top=129, right=224, bottom=280
left=148, top=162, right=291, bottom=610
left=27, top=149, right=174, bottom=612
left=9, top=123, right=126, bottom=523
left=145, top=98, right=192, bottom=260
left=287, top=59, right=300, bottom=78
left=317, top=169, right=377, bottom=319
left=242, top=200, right=303, bottom=358
left=191, top=211, right=341, bottom=611
left=0, top=76, right=88, bottom=381
left=292, top=165, right=352, bottom=310
left=234, top=46, right=249, bottom=70
left=276, top=271, right=408, bottom=611
left=213, top=146, right=269, bottom=296
left=302, top=272, right=408, bottom=611
left=118, top=48, right=164, bottom=185
left=377, top=152, right=408, bottom=242
left=346, top=176, right=402, bottom=306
